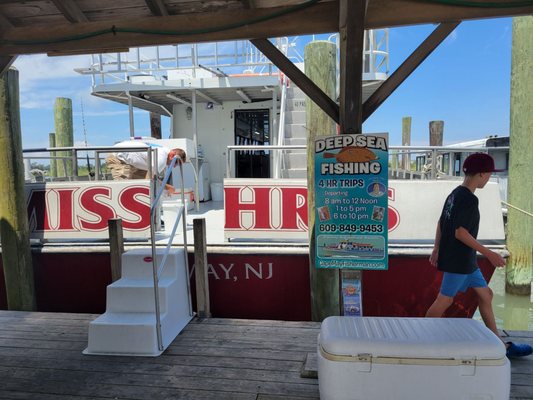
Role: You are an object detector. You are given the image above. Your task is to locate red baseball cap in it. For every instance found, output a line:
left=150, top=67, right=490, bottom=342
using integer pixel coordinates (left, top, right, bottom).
left=462, top=153, right=504, bottom=174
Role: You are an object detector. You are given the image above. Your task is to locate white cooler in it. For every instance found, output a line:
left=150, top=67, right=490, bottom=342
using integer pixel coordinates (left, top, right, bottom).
left=318, top=317, right=510, bottom=400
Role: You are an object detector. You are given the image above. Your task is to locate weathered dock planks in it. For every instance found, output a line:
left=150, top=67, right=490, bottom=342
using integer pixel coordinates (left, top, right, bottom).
left=0, top=311, right=531, bottom=399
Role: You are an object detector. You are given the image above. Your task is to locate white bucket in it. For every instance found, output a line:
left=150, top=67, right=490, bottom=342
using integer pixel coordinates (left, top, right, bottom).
left=163, top=189, right=194, bottom=210
left=210, top=182, right=224, bottom=202
left=161, top=201, right=184, bottom=233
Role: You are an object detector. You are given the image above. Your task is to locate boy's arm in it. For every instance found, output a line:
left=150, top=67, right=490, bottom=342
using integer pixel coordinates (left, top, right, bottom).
left=455, top=227, right=505, bottom=267
left=429, top=221, right=441, bottom=266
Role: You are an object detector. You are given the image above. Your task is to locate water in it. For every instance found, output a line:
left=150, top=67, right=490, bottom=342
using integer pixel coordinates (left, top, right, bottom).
left=474, top=268, right=533, bottom=331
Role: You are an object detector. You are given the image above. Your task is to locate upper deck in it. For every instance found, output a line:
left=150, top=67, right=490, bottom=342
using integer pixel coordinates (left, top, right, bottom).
left=75, top=34, right=389, bottom=115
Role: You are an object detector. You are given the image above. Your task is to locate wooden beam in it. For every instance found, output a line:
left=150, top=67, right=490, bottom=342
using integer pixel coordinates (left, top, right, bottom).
left=363, top=22, right=460, bottom=121
left=145, top=0, right=170, bottom=17
left=251, top=38, right=339, bottom=123
left=0, top=56, right=16, bottom=76
left=365, top=0, right=533, bottom=29
left=1, top=1, right=533, bottom=57
left=0, top=12, right=14, bottom=31
left=0, top=2, right=336, bottom=56
left=339, top=0, right=367, bottom=134
left=241, top=0, right=256, bottom=8
left=51, top=0, right=88, bottom=23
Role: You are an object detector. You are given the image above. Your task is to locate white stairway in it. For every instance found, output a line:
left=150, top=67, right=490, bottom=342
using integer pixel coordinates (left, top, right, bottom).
left=84, top=248, right=192, bottom=356
left=282, top=86, right=308, bottom=179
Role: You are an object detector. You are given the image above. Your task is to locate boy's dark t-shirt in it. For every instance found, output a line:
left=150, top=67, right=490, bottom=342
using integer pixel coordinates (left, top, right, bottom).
left=437, top=185, right=480, bottom=274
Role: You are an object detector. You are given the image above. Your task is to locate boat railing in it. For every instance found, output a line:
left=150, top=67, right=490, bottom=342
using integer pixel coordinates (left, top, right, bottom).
left=75, top=32, right=389, bottom=86
left=389, top=146, right=509, bottom=180
left=22, top=145, right=155, bottom=182
left=225, top=144, right=509, bottom=182
left=273, top=74, right=289, bottom=179
left=76, top=39, right=296, bottom=86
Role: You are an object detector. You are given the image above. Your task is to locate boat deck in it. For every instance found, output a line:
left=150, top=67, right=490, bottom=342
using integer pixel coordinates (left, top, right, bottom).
left=0, top=311, right=532, bottom=399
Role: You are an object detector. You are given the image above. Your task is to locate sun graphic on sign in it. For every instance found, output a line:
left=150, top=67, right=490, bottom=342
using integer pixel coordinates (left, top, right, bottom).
left=323, top=146, right=378, bottom=163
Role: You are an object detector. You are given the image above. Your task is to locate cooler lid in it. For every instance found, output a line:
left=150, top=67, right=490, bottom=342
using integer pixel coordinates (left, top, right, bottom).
left=320, top=317, right=506, bottom=361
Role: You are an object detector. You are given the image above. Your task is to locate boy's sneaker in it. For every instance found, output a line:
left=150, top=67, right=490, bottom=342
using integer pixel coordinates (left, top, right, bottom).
left=506, top=342, right=533, bottom=358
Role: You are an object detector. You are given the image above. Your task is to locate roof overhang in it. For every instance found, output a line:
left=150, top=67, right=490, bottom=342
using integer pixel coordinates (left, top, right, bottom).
left=1, top=1, right=532, bottom=58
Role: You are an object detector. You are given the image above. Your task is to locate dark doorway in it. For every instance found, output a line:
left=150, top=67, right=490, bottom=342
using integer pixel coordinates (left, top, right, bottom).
left=234, top=109, right=270, bottom=178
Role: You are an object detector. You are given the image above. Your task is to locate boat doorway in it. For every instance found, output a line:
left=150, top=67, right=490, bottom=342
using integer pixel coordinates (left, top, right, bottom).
left=234, top=109, right=270, bottom=178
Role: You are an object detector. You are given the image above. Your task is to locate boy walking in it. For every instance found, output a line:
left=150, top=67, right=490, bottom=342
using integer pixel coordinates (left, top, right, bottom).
left=426, top=153, right=532, bottom=358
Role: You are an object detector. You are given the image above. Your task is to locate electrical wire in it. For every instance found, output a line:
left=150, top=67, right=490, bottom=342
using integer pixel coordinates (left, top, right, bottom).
left=0, top=0, right=320, bottom=46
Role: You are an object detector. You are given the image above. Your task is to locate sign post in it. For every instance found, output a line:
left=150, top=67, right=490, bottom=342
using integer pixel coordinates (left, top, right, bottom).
left=314, top=134, right=389, bottom=271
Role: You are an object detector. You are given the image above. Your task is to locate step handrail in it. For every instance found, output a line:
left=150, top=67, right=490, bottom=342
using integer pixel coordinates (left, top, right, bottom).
left=273, top=77, right=288, bottom=179
left=149, top=154, right=192, bottom=352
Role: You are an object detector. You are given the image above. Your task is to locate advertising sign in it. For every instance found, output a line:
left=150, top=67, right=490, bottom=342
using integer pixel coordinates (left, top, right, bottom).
left=314, top=134, right=388, bottom=270
left=341, top=270, right=362, bottom=316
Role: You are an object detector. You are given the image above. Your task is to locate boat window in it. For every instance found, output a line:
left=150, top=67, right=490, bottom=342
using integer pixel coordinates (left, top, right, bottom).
left=234, top=109, right=270, bottom=178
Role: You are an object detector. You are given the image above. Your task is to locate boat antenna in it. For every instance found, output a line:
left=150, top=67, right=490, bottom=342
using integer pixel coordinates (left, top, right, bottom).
left=80, top=98, right=93, bottom=178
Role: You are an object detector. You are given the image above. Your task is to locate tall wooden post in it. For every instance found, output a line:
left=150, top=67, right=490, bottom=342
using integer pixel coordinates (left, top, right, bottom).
left=108, top=219, right=124, bottom=283
left=306, top=41, right=338, bottom=321
left=339, top=0, right=366, bottom=134
left=193, top=218, right=211, bottom=318
left=0, top=68, right=36, bottom=311
left=506, top=16, right=533, bottom=296
left=429, top=120, right=444, bottom=146
left=49, top=132, right=57, bottom=178
left=402, top=117, right=412, bottom=170
left=54, top=97, right=73, bottom=178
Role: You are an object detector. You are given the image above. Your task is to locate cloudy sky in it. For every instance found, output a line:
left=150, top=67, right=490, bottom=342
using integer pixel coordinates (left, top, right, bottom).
left=13, top=17, right=513, bottom=149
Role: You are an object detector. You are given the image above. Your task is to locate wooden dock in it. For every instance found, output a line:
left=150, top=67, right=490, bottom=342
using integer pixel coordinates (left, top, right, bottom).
left=0, top=311, right=531, bottom=399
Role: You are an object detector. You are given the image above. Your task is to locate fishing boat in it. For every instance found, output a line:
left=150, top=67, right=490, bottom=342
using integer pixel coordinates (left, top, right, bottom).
left=320, top=239, right=385, bottom=259
left=1, top=35, right=507, bottom=322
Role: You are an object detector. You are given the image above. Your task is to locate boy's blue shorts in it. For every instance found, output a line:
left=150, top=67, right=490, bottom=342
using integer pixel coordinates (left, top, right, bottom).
left=440, top=268, right=488, bottom=297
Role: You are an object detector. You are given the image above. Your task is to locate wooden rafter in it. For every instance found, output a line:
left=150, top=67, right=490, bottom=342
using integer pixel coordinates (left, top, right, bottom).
left=362, top=22, right=460, bottom=121
left=0, top=56, right=16, bottom=76
left=51, top=0, right=88, bottom=23
left=251, top=38, right=339, bottom=123
left=145, top=0, right=170, bottom=17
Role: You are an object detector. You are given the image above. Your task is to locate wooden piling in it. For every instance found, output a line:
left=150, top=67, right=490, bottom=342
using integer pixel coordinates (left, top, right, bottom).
left=429, top=120, right=444, bottom=146
left=108, top=219, right=124, bottom=283
left=305, top=41, right=339, bottom=321
left=193, top=218, right=211, bottom=318
left=0, top=68, right=36, bottom=311
left=402, top=116, right=412, bottom=170
left=49, top=132, right=57, bottom=178
left=54, top=97, right=73, bottom=178
left=506, top=16, right=533, bottom=296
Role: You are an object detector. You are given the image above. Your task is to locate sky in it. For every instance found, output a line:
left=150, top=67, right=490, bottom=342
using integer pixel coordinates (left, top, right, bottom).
left=13, top=17, right=513, bottom=150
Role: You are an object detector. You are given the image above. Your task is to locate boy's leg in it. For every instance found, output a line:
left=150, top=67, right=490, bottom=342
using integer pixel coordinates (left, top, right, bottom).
left=472, top=286, right=500, bottom=339
left=426, top=272, right=463, bottom=317
left=425, top=294, right=454, bottom=317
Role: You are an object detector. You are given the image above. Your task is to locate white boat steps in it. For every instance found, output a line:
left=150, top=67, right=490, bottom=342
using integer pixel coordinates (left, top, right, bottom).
left=84, top=247, right=192, bottom=356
